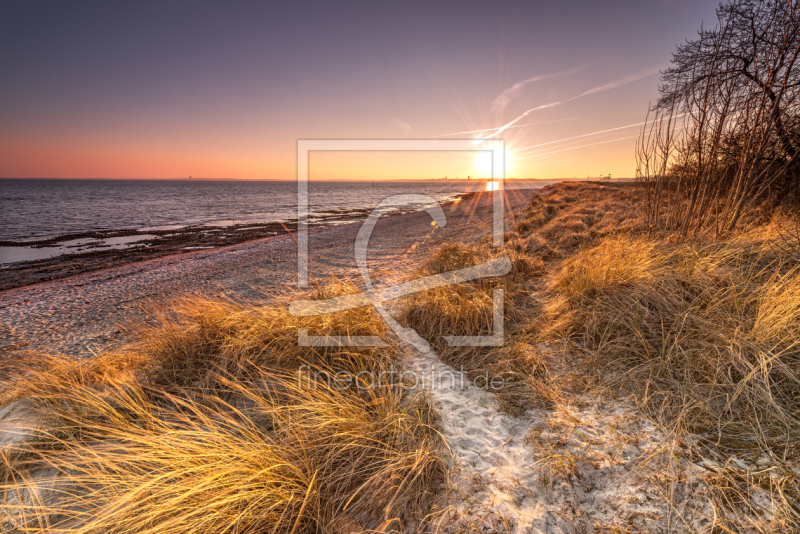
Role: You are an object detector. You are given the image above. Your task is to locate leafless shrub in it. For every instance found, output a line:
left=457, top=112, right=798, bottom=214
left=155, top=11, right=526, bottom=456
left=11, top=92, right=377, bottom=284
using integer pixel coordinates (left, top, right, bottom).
left=637, top=0, right=800, bottom=237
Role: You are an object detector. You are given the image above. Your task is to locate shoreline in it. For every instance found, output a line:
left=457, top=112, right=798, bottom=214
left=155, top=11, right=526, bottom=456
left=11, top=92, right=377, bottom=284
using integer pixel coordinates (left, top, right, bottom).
left=0, top=192, right=480, bottom=291
left=0, top=188, right=537, bottom=357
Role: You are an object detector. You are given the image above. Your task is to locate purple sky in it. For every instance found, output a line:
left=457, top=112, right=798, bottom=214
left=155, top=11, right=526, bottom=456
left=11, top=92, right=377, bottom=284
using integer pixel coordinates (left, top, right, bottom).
left=0, top=0, right=720, bottom=179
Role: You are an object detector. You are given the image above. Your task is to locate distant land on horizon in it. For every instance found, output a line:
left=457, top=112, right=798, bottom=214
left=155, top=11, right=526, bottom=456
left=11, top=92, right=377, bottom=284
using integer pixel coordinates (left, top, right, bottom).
left=0, top=177, right=623, bottom=182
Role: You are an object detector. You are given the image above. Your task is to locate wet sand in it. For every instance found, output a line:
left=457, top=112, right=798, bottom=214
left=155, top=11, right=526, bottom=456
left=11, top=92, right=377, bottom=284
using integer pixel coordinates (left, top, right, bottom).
left=0, top=190, right=537, bottom=357
left=0, top=199, right=449, bottom=291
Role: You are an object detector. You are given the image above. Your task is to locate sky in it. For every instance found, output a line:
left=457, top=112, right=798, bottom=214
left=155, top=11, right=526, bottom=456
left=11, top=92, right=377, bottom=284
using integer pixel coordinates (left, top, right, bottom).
left=0, top=0, right=721, bottom=180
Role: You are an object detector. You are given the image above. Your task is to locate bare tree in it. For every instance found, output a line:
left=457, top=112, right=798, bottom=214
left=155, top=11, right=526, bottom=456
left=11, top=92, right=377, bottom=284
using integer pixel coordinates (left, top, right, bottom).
left=637, top=0, right=800, bottom=237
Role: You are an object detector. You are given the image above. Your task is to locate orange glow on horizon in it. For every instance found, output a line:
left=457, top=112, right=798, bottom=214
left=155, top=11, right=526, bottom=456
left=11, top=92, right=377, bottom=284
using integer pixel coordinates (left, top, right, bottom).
left=0, top=123, right=640, bottom=180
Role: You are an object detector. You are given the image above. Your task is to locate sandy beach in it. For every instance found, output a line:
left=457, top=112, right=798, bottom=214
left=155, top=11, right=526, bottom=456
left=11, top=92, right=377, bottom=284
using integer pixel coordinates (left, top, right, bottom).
left=0, top=189, right=536, bottom=358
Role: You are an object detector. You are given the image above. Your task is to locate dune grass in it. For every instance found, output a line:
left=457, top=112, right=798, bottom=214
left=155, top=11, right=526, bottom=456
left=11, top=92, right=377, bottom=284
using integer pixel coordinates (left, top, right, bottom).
left=397, top=183, right=649, bottom=416
left=0, top=279, right=445, bottom=533
left=549, top=230, right=800, bottom=444
left=3, top=181, right=799, bottom=531
left=545, top=230, right=800, bottom=530
left=397, top=242, right=552, bottom=414
left=522, top=184, right=800, bottom=531
left=398, top=181, right=800, bottom=530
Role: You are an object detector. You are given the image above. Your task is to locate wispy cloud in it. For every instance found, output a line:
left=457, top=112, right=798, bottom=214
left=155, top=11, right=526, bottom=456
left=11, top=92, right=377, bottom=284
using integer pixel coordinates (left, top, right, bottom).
left=516, top=135, right=640, bottom=159
left=436, top=117, right=577, bottom=138
left=511, top=112, right=686, bottom=154
left=490, top=65, right=586, bottom=113
left=572, top=65, right=663, bottom=99
left=472, top=65, right=663, bottom=142
left=392, top=118, right=412, bottom=132
left=511, top=120, right=651, bottom=153
left=474, top=101, right=563, bottom=141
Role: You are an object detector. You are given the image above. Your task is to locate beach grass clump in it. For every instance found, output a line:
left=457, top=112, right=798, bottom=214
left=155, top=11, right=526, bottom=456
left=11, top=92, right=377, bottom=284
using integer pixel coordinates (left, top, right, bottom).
left=0, top=279, right=445, bottom=533
left=2, top=371, right=443, bottom=533
left=2, top=279, right=395, bottom=405
left=548, top=230, right=800, bottom=455
left=398, top=242, right=550, bottom=414
left=399, top=244, right=502, bottom=354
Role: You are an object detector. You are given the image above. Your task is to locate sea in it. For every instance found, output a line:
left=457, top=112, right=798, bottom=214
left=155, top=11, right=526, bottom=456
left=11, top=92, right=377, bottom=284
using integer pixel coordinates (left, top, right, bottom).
left=0, top=178, right=552, bottom=264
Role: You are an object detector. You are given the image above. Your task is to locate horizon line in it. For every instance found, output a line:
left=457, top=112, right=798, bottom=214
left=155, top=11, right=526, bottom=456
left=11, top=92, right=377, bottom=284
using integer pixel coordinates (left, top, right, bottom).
left=0, top=176, right=605, bottom=182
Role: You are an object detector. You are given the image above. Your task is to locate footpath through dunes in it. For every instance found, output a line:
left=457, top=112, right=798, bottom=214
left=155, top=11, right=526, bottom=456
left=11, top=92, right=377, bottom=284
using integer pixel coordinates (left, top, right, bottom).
left=405, top=347, right=712, bottom=533
left=0, top=189, right=536, bottom=358
left=399, top=181, right=799, bottom=533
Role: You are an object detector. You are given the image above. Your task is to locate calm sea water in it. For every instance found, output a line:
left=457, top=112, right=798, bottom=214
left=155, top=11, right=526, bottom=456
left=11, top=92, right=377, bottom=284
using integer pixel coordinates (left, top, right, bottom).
left=0, top=179, right=548, bottom=242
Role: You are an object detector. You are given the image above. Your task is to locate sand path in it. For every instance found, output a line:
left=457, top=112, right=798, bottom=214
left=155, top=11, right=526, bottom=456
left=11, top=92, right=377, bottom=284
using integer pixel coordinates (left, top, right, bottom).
left=407, top=347, right=712, bottom=533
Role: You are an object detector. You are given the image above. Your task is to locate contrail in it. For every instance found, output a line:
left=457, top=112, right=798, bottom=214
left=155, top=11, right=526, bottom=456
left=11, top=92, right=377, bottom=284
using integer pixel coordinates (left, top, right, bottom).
left=436, top=117, right=578, bottom=138
left=472, top=65, right=663, bottom=142
left=572, top=65, right=662, bottom=98
left=474, top=101, right=563, bottom=141
left=511, top=112, right=687, bottom=154
left=490, top=65, right=587, bottom=113
left=511, top=121, right=649, bottom=153
left=515, top=135, right=639, bottom=159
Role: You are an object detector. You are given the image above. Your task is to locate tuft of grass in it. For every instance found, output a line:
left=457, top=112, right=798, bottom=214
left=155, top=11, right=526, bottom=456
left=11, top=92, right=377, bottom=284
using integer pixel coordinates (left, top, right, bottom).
left=398, top=242, right=551, bottom=415
left=531, top=442, right=580, bottom=488
left=0, top=279, right=445, bottom=533
left=546, top=229, right=800, bottom=527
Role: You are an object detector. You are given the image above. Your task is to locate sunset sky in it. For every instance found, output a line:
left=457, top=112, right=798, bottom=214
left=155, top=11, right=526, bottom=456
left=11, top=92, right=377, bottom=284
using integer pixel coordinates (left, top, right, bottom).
left=0, top=1, right=720, bottom=180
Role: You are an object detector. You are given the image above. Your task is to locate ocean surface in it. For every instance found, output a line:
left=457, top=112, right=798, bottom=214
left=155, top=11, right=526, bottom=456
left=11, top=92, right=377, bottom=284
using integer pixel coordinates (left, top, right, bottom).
left=1, top=179, right=552, bottom=241
left=0, top=179, right=552, bottom=264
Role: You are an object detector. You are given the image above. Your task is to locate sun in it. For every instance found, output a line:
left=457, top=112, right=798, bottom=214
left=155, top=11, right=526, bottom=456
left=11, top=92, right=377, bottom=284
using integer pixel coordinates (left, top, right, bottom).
left=470, top=144, right=516, bottom=181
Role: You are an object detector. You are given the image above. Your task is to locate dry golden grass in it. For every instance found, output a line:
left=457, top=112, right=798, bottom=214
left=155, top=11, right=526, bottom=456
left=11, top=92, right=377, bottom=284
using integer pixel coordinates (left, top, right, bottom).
left=4, top=181, right=800, bottom=532
left=396, top=184, right=646, bottom=415
left=549, top=231, right=800, bottom=446
left=510, top=182, right=647, bottom=260
left=511, top=183, right=798, bottom=531
left=534, top=193, right=800, bottom=530
left=397, top=242, right=553, bottom=415
left=0, top=279, right=445, bottom=533
left=404, top=181, right=800, bottom=529
left=2, top=279, right=396, bottom=403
